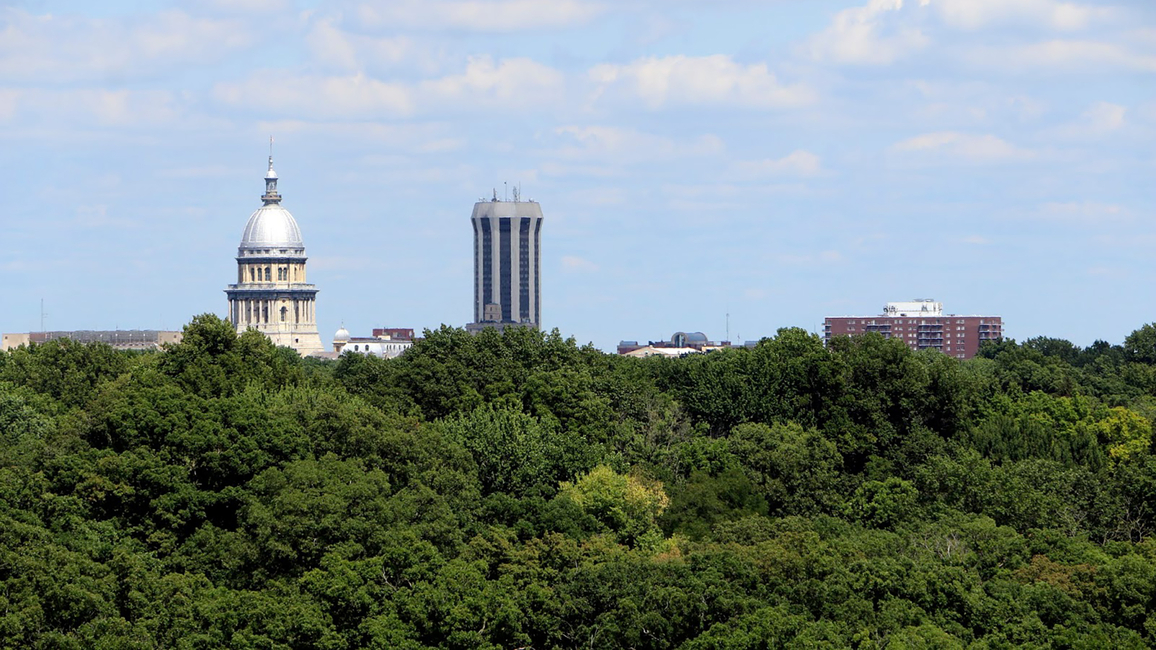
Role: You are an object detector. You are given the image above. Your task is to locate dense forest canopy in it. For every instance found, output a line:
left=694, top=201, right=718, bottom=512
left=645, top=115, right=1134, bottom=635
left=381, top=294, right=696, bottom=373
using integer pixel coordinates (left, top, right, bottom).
left=2, top=314, right=1156, bottom=648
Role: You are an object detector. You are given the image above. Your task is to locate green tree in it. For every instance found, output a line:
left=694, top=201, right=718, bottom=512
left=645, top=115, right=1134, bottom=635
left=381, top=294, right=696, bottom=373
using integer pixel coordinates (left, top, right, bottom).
left=846, top=477, right=919, bottom=528
left=1124, top=324, right=1156, bottom=365
left=558, top=465, right=669, bottom=548
left=729, top=422, right=843, bottom=516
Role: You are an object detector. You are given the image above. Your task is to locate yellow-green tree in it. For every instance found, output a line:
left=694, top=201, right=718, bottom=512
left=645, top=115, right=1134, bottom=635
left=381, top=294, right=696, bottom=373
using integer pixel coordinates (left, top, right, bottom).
left=558, top=465, right=669, bottom=548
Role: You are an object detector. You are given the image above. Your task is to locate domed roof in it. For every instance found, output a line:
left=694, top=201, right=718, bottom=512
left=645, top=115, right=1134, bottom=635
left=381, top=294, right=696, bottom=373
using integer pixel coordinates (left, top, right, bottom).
left=240, top=203, right=303, bottom=250
left=238, top=153, right=304, bottom=251
left=334, top=325, right=350, bottom=342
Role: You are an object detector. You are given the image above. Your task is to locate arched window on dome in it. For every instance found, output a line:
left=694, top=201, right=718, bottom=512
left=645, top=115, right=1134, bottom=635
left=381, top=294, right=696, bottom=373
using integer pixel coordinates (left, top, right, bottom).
left=264, top=267, right=271, bottom=281
left=250, top=267, right=256, bottom=282
left=280, top=306, right=287, bottom=322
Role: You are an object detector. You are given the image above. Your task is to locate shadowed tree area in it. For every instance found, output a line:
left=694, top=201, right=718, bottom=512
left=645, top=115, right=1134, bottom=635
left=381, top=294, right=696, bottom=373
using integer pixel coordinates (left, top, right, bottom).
left=2, top=314, right=1156, bottom=648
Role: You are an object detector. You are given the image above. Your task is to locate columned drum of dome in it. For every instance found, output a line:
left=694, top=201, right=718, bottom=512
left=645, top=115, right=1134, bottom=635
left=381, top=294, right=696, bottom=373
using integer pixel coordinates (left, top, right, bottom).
left=224, top=155, right=324, bottom=356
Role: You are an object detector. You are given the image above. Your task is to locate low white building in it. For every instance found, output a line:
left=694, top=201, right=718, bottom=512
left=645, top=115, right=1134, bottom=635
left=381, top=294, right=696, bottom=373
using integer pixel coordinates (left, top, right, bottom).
left=623, top=346, right=703, bottom=358
left=333, top=325, right=413, bottom=359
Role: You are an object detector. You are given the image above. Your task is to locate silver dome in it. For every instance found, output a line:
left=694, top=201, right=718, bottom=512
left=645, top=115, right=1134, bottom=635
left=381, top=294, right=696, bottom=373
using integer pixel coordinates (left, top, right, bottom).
left=239, top=203, right=304, bottom=250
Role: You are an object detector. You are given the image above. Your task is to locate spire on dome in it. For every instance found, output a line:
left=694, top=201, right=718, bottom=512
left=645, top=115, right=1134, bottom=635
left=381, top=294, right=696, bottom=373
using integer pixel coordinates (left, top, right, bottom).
left=262, top=137, right=281, bottom=205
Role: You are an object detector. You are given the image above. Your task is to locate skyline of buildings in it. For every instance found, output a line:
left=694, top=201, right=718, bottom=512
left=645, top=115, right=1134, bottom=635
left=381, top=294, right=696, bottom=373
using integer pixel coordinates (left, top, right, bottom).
left=2, top=157, right=1016, bottom=359
left=1, top=2, right=1147, bottom=358
left=2, top=156, right=1014, bottom=359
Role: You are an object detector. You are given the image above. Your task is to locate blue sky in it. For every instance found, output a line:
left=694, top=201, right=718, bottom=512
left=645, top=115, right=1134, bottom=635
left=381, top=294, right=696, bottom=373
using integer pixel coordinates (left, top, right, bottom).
left=1, top=0, right=1153, bottom=351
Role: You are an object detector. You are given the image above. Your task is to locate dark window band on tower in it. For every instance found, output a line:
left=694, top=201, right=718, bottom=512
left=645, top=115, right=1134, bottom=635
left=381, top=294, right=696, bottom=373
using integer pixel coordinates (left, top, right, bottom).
left=499, top=217, right=512, bottom=322
left=472, top=219, right=480, bottom=320
left=481, top=218, right=493, bottom=309
left=534, top=217, right=542, bottom=325
left=519, top=218, right=530, bottom=321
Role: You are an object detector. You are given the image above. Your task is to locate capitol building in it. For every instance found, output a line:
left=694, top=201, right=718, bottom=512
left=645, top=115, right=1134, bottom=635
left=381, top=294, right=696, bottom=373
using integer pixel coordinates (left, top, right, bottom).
left=224, top=154, right=324, bottom=356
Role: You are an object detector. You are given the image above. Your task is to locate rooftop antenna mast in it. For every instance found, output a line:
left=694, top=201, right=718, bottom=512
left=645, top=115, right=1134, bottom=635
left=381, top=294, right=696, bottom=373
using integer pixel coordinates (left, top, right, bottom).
left=40, top=298, right=47, bottom=332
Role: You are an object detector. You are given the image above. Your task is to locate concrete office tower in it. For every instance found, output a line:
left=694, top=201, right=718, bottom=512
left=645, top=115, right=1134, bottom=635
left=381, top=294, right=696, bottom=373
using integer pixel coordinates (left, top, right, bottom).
left=224, top=154, right=324, bottom=356
left=467, top=192, right=543, bottom=333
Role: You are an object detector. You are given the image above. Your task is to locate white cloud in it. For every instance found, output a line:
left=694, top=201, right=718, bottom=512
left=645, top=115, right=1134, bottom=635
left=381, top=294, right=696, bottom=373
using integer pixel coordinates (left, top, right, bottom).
left=214, top=73, right=414, bottom=118
left=561, top=255, right=599, bottom=273
left=304, top=19, right=439, bottom=74
left=933, top=0, right=1113, bottom=31
left=74, top=204, right=138, bottom=229
left=805, top=0, right=932, bottom=65
left=1080, top=101, right=1126, bottom=133
left=353, top=0, right=605, bottom=32
left=0, top=88, right=198, bottom=129
left=891, top=131, right=1034, bottom=162
left=184, top=0, right=293, bottom=14
left=964, top=40, right=1156, bottom=72
left=254, top=121, right=464, bottom=156
left=216, top=55, right=564, bottom=119
left=419, top=56, right=565, bottom=106
left=1007, top=95, right=1048, bottom=121
left=589, top=55, right=815, bottom=109
left=962, top=235, right=991, bottom=245
left=777, top=250, right=843, bottom=265
left=906, top=81, right=1049, bottom=125
left=0, top=9, right=251, bottom=83
left=733, top=150, right=822, bottom=177
left=0, top=88, right=17, bottom=122
left=1038, top=202, right=1130, bottom=223
left=156, top=165, right=245, bottom=179
left=1047, top=101, right=1127, bottom=139
left=550, top=125, right=723, bottom=163
left=1138, top=101, right=1156, bottom=125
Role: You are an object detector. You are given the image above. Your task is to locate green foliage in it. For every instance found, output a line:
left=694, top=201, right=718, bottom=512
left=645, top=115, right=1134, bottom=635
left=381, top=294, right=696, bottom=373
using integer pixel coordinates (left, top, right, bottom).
left=661, top=467, right=767, bottom=540
left=729, top=421, right=843, bottom=515
left=846, top=477, right=919, bottom=528
left=4, top=316, right=1156, bottom=646
left=1125, top=324, right=1156, bottom=365
left=0, top=337, right=129, bottom=409
left=558, top=465, right=669, bottom=548
left=438, top=400, right=582, bottom=496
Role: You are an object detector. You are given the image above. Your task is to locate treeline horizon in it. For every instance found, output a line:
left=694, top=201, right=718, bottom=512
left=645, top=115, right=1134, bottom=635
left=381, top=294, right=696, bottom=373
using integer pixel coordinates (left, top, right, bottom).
left=2, top=314, right=1156, bottom=648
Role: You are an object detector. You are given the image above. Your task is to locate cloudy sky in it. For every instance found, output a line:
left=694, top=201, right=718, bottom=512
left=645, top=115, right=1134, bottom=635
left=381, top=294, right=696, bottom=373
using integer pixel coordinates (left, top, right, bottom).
left=1, top=0, right=1153, bottom=351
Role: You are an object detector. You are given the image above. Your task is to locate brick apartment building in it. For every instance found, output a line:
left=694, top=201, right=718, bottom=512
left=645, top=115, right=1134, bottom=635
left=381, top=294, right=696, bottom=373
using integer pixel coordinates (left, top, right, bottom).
left=823, top=299, right=1002, bottom=359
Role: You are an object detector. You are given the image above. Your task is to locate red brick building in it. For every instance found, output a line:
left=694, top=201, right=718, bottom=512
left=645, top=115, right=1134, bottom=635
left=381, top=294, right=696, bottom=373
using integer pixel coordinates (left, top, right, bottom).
left=823, top=300, right=1002, bottom=359
left=372, top=328, right=415, bottom=340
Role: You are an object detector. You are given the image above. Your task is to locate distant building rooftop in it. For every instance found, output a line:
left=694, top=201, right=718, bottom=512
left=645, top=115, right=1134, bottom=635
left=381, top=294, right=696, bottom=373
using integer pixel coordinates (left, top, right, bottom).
left=1, top=330, right=182, bottom=352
